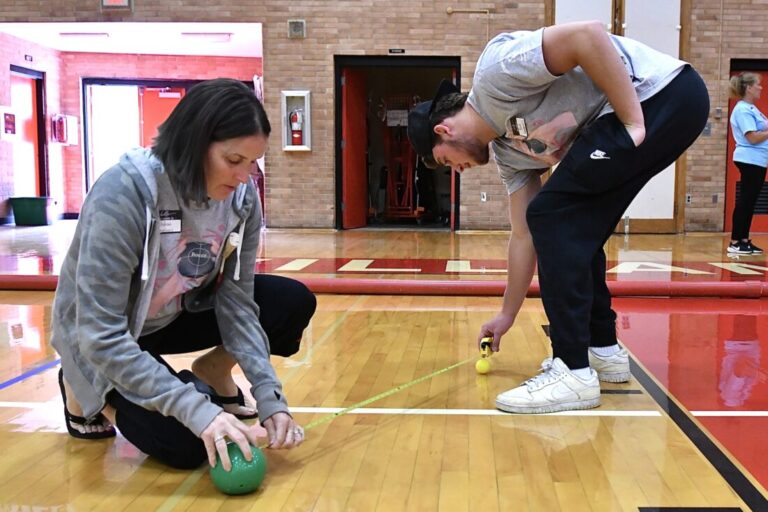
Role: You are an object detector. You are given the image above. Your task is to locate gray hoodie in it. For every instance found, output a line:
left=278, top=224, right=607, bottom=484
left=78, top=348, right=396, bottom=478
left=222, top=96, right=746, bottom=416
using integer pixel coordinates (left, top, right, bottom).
left=51, top=148, right=288, bottom=437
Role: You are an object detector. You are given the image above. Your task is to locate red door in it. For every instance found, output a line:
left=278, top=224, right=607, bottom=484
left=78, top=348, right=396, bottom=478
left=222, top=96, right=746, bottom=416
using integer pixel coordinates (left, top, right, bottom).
left=139, top=87, right=185, bottom=147
left=725, top=70, right=768, bottom=233
left=341, top=68, right=368, bottom=229
left=10, top=73, right=40, bottom=196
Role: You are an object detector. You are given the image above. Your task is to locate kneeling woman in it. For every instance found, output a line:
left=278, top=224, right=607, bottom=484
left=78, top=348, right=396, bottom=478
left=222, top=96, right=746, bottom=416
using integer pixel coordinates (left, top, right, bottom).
left=52, top=78, right=316, bottom=470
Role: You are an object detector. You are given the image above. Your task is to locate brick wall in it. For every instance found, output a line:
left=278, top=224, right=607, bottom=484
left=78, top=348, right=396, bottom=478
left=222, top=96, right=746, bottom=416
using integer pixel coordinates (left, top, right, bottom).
left=258, top=1, right=540, bottom=228
left=0, top=0, right=764, bottom=231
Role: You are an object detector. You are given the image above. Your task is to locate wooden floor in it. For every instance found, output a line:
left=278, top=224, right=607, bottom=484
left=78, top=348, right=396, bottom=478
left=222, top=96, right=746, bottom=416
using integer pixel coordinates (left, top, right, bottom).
left=0, top=225, right=767, bottom=510
left=0, top=289, right=763, bottom=511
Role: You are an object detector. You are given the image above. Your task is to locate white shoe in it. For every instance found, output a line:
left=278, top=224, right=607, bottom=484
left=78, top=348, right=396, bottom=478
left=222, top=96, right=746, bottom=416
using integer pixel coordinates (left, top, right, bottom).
left=495, top=358, right=600, bottom=414
left=588, top=347, right=631, bottom=383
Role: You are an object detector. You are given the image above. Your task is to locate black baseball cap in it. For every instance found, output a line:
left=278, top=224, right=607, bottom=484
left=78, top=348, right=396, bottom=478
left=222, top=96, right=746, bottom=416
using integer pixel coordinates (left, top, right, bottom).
left=407, top=79, right=461, bottom=169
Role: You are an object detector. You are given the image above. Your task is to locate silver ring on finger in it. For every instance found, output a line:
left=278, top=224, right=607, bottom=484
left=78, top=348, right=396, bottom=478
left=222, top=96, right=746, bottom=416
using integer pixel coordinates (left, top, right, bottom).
left=214, top=434, right=226, bottom=443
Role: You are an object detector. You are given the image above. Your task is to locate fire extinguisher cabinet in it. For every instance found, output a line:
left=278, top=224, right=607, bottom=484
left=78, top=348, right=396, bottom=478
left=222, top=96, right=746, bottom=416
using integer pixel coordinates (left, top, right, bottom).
left=280, top=90, right=311, bottom=151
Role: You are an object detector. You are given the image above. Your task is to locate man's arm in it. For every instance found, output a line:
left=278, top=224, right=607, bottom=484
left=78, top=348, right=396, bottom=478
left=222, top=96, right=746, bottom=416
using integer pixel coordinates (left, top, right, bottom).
left=478, top=175, right=541, bottom=351
left=542, top=21, right=645, bottom=146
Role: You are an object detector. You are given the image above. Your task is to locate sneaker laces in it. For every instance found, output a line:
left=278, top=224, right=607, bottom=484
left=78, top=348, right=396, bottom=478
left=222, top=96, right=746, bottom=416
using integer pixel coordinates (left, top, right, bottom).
left=522, top=358, right=563, bottom=390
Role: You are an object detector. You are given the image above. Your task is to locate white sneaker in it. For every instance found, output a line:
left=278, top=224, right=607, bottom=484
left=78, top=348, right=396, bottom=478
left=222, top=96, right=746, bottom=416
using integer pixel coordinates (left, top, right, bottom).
left=495, top=358, right=600, bottom=414
left=588, top=347, right=631, bottom=383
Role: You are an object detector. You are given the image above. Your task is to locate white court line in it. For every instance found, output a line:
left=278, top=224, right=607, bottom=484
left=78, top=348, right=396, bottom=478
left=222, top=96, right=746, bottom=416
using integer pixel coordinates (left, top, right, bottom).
left=0, top=401, right=52, bottom=409
left=0, top=403, right=659, bottom=416
left=692, top=411, right=768, bottom=417
left=2, top=401, right=766, bottom=418
left=274, top=258, right=319, bottom=271
left=291, top=406, right=662, bottom=417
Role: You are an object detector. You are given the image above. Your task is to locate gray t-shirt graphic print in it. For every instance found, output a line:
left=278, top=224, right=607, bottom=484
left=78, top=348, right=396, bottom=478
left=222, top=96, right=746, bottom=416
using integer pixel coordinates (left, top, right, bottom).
left=142, top=173, right=230, bottom=334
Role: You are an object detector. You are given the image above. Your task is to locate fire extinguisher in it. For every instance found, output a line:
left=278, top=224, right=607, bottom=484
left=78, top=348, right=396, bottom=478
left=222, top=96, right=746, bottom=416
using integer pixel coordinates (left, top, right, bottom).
left=289, top=109, right=303, bottom=145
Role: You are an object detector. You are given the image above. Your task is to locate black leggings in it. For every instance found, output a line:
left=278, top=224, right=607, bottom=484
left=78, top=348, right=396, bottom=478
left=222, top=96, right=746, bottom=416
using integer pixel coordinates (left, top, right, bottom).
left=106, top=274, right=316, bottom=469
left=731, top=161, right=767, bottom=241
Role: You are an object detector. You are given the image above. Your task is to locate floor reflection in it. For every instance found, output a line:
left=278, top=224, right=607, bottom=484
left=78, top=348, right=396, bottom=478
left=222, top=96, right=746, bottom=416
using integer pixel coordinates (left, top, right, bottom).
left=616, top=297, right=768, bottom=490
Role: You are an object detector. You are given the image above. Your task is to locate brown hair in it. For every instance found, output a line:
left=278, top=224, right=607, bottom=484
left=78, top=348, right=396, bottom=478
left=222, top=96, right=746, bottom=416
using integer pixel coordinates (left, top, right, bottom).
left=152, top=78, right=270, bottom=206
left=729, top=72, right=760, bottom=99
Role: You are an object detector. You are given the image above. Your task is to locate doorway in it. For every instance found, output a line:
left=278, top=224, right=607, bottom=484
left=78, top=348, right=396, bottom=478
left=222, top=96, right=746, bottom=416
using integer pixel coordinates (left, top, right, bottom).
left=9, top=66, right=47, bottom=197
left=335, top=56, right=461, bottom=230
left=82, top=78, right=199, bottom=191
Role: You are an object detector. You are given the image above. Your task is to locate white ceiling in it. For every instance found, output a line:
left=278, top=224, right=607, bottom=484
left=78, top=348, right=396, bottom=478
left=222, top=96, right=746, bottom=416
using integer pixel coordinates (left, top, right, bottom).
left=0, top=22, right=262, bottom=58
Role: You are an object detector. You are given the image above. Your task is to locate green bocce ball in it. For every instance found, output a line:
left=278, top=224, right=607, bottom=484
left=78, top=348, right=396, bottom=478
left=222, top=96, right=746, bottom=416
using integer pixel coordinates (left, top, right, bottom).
left=209, top=443, right=267, bottom=495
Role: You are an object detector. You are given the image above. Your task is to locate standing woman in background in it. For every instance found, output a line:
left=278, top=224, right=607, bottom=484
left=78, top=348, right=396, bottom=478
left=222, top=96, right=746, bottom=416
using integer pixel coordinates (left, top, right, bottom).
left=728, top=72, right=768, bottom=255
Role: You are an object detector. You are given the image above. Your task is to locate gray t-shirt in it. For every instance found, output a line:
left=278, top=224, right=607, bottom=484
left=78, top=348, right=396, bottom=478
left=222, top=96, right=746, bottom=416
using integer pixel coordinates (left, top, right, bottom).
left=467, top=28, right=686, bottom=194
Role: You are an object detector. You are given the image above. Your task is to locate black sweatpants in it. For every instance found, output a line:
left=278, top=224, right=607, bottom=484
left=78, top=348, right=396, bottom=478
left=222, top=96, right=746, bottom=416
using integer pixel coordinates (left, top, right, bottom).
left=106, top=274, right=317, bottom=469
left=526, top=66, right=709, bottom=370
left=731, top=161, right=767, bottom=241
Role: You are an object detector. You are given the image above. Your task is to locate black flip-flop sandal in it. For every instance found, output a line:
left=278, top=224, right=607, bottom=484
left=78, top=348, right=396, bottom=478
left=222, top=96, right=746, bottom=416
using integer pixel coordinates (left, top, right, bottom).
left=210, top=388, right=258, bottom=420
left=58, top=368, right=116, bottom=440
left=177, top=370, right=258, bottom=420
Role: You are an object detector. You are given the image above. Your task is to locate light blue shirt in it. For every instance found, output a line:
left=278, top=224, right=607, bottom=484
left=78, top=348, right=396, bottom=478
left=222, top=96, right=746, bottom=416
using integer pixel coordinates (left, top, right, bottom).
left=731, top=100, right=768, bottom=167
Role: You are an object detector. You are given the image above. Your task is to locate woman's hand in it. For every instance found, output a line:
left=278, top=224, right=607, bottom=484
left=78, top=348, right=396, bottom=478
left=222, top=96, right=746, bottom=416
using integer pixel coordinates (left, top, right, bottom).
left=262, top=412, right=304, bottom=449
left=201, top=411, right=266, bottom=470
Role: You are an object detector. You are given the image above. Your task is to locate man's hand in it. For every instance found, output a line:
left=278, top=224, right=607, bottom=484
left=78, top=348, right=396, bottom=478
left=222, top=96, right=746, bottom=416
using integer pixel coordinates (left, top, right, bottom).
left=478, top=312, right=516, bottom=352
left=624, top=123, right=646, bottom=147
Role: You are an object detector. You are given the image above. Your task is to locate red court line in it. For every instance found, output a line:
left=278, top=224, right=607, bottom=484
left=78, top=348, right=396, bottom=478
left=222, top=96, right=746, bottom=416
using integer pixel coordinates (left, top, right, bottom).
left=4, top=274, right=768, bottom=298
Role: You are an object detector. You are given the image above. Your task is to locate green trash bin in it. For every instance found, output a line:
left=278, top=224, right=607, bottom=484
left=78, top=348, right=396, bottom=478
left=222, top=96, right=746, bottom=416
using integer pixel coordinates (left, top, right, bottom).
left=10, top=197, right=52, bottom=226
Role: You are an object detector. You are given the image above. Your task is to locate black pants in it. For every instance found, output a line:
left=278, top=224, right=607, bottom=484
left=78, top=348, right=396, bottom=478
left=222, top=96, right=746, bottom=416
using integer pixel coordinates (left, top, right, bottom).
left=106, top=274, right=316, bottom=469
left=526, top=66, right=709, bottom=370
left=731, top=161, right=767, bottom=241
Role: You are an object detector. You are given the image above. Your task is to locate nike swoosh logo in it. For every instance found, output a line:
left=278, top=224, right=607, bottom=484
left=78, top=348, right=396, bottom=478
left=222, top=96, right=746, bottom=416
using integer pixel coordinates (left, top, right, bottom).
left=551, top=383, right=576, bottom=400
left=590, top=150, right=610, bottom=160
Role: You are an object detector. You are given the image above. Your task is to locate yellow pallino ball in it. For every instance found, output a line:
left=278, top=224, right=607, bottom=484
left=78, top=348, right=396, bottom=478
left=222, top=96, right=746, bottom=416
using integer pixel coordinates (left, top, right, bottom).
left=475, top=358, right=491, bottom=375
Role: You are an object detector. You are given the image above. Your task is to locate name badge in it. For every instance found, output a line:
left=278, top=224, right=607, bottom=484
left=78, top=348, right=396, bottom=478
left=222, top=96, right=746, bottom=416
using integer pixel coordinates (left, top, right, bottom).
left=506, top=116, right=528, bottom=138
left=159, top=210, right=182, bottom=233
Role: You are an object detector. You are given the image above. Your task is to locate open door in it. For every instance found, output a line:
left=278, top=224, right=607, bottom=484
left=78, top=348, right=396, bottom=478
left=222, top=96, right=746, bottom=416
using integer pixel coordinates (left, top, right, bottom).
left=341, top=68, right=368, bottom=229
left=10, top=72, right=41, bottom=196
left=139, top=87, right=185, bottom=147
